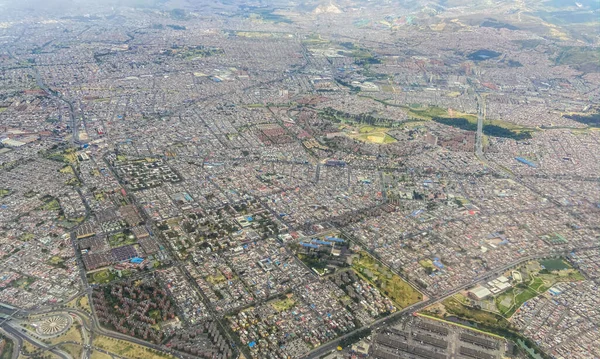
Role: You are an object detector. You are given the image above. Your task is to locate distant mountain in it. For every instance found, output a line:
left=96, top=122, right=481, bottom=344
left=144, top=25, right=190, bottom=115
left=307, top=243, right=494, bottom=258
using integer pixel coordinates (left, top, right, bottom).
left=313, top=1, right=342, bottom=14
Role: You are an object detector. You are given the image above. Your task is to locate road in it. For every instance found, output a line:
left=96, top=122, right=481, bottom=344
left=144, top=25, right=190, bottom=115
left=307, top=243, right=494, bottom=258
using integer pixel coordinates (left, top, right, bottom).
left=1, top=322, right=71, bottom=359
left=475, top=92, right=485, bottom=158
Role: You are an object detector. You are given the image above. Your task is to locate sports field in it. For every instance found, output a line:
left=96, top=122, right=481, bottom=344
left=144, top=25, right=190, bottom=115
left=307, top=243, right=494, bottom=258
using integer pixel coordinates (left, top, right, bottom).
left=349, top=125, right=397, bottom=144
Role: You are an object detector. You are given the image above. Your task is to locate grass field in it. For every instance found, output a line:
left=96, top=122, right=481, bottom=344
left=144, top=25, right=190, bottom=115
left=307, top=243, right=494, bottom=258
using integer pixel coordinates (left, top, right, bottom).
left=358, top=126, right=380, bottom=133
left=235, top=31, right=279, bottom=38
left=11, top=276, right=35, bottom=289
left=19, top=233, right=35, bottom=241
left=66, top=295, right=92, bottom=314
left=404, top=106, right=445, bottom=120
left=441, top=295, right=510, bottom=328
left=20, top=340, right=39, bottom=355
left=38, top=198, right=60, bottom=211
left=419, top=259, right=435, bottom=269
left=270, top=297, right=296, bottom=312
left=537, top=268, right=585, bottom=285
left=48, top=256, right=65, bottom=266
left=495, top=287, right=538, bottom=317
left=358, top=133, right=396, bottom=144
left=206, top=274, right=227, bottom=285
left=79, top=295, right=91, bottom=313
left=379, top=84, right=397, bottom=93
left=88, top=269, right=116, bottom=284
left=48, top=148, right=78, bottom=164
left=59, top=165, right=74, bottom=174
left=302, top=33, right=328, bottom=44
left=352, top=251, right=422, bottom=308
left=91, top=350, right=113, bottom=359
left=484, top=118, right=536, bottom=131
left=528, top=276, right=550, bottom=293
left=0, top=189, right=9, bottom=198
left=23, top=190, right=38, bottom=198
left=59, top=343, right=83, bottom=359
left=46, top=324, right=82, bottom=345
left=93, top=336, right=174, bottom=359
left=108, top=232, right=136, bottom=248
left=349, top=125, right=397, bottom=144
left=0, top=336, right=14, bottom=359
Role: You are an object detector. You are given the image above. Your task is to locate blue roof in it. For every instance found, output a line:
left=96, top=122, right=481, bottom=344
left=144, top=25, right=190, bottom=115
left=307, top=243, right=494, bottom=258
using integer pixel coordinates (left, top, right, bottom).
left=325, top=236, right=344, bottom=243
left=549, top=288, right=561, bottom=295
left=300, top=242, right=319, bottom=249
left=311, top=239, right=332, bottom=246
left=325, top=160, right=346, bottom=167
left=130, top=257, right=144, bottom=264
left=515, top=157, right=537, bottom=168
left=248, top=341, right=256, bottom=348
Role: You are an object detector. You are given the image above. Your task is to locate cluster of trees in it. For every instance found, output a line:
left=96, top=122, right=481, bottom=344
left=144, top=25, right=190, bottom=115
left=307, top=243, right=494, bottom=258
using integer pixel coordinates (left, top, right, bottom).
left=321, top=107, right=399, bottom=128
left=355, top=56, right=382, bottom=66
left=565, top=112, right=600, bottom=127
left=433, top=117, right=476, bottom=131
left=170, top=9, right=187, bottom=20
left=339, top=328, right=371, bottom=348
left=94, top=280, right=174, bottom=343
left=433, top=117, right=532, bottom=140
left=335, top=78, right=361, bottom=92
left=93, top=51, right=115, bottom=64
left=162, top=45, right=224, bottom=58
left=167, top=24, right=186, bottom=31
left=484, top=124, right=532, bottom=140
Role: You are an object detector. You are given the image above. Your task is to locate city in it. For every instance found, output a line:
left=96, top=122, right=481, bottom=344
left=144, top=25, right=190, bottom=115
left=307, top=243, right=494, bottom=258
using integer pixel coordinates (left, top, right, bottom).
left=0, top=0, right=598, bottom=359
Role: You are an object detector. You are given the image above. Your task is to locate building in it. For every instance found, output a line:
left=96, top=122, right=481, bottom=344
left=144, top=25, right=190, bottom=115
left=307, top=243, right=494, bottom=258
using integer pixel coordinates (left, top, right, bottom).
left=468, top=285, right=492, bottom=300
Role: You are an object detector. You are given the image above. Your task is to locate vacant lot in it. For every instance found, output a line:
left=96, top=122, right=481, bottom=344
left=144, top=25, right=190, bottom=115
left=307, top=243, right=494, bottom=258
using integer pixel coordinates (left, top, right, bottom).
left=352, top=251, right=422, bottom=308
left=93, top=336, right=174, bottom=359
left=271, top=297, right=296, bottom=312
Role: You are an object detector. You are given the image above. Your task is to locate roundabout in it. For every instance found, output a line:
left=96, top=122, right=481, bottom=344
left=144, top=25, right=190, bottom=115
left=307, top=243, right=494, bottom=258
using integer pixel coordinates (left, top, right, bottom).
left=34, top=315, right=72, bottom=337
